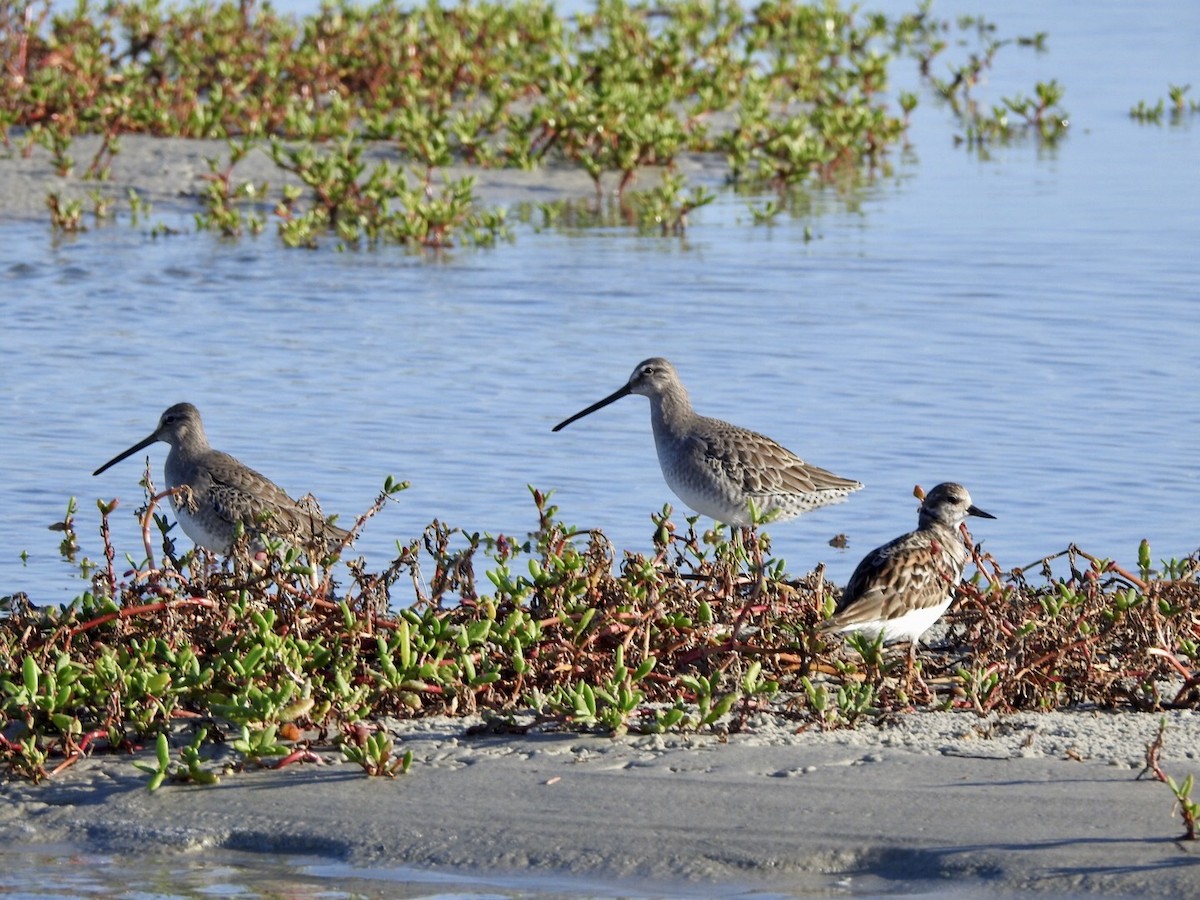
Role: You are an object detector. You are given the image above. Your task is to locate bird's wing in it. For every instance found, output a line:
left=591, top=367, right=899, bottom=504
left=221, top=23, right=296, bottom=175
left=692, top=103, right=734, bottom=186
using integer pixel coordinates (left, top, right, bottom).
left=823, top=533, right=960, bottom=628
left=205, top=452, right=347, bottom=545
left=698, top=419, right=860, bottom=497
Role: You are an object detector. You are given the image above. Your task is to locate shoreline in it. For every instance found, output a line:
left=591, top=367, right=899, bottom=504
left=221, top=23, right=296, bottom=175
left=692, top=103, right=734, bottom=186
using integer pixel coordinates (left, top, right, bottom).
left=0, top=133, right=729, bottom=223
left=4, top=709, right=1199, bottom=895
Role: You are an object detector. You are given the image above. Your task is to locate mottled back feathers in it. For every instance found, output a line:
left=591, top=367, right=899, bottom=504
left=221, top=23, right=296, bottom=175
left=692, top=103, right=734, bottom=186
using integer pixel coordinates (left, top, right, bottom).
left=555, top=357, right=862, bottom=526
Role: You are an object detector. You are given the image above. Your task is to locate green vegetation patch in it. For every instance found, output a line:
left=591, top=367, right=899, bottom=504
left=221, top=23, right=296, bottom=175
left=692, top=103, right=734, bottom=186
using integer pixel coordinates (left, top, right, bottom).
left=1, top=0, right=1071, bottom=244
left=3, top=482, right=1198, bottom=799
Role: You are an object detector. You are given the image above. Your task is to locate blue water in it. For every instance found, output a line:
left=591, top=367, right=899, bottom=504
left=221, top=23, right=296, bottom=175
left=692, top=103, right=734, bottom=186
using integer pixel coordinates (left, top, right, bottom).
left=3, top=0, right=1199, bottom=609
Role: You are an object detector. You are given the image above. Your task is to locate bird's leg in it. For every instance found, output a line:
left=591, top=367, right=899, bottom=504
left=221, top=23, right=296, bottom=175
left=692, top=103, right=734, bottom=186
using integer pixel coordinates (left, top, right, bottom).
left=903, top=641, right=916, bottom=695
left=709, top=521, right=737, bottom=619
left=728, top=575, right=764, bottom=646
left=727, top=525, right=773, bottom=646
left=726, top=524, right=748, bottom=573
left=905, top=641, right=934, bottom=704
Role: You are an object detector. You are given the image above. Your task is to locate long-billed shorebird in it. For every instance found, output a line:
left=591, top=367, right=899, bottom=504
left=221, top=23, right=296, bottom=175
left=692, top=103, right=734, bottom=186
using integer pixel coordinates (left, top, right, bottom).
left=93, top=403, right=350, bottom=555
left=552, top=357, right=862, bottom=527
left=821, top=482, right=994, bottom=677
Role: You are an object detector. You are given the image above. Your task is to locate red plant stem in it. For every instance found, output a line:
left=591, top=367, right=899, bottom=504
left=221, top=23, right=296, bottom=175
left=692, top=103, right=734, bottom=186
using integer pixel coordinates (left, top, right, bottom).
left=1173, top=674, right=1200, bottom=707
left=271, top=747, right=324, bottom=768
left=49, top=755, right=81, bottom=777
left=1149, top=647, right=1196, bottom=681
left=67, top=597, right=217, bottom=641
left=140, top=488, right=180, bottom=566
left=1009, top=634, right=1095, bottom=686
left=76, top=728, right=108, bottom=752
left=1069, top=543, right=1149, bottom=591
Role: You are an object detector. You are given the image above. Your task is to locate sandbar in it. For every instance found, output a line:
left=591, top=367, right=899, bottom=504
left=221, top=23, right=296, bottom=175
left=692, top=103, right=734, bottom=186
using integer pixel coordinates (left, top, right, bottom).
left=3, top=710, right=1199, bottom=895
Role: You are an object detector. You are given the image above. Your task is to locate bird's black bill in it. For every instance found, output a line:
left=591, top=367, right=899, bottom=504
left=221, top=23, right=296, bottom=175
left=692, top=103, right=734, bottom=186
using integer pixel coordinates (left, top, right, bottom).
left=967, top=504, right=996, bottom=520
left=551, top=383, right=633, bottom=432
left=93, top=433, right=158, bottom=476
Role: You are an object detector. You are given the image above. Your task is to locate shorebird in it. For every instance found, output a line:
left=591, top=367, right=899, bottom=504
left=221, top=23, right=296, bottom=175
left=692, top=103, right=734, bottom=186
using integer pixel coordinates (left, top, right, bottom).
left=821, top=482, right=994, bottom=677
left=552, top=357, right=862, bottom=527
left=93, top=402, right=350, bottom=555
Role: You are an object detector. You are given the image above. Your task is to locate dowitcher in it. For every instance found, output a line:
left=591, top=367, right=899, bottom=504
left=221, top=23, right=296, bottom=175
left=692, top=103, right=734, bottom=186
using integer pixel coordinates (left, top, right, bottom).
left=93, top=402, right=350, bottom=554
left=821, top=482, right=994, bottom=678
left=552, top=357, right=862, bottom=526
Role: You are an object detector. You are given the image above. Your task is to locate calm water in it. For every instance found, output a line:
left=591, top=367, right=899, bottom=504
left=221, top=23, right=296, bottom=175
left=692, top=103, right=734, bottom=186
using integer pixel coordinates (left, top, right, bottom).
left=0, top=843, right=808, bottom=898
left=2, top=2, right=1198, bottom=606
left=0, top=844, right=816, bottom=900
left=2, top=0, right=1198, bottom=894
left=0, top=841, right=1055, bottom=898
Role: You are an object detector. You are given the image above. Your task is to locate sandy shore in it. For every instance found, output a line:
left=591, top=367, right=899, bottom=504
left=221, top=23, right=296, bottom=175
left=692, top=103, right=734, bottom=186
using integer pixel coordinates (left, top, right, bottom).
left=0, top=133, right=728, bottom=221
left=3, top=709, right=1199, bottom=895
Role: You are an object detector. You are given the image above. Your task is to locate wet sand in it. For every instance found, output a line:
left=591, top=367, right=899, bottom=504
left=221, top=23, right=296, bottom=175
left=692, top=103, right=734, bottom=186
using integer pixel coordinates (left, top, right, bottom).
left=3, top=710, right=1199, bottom=895
left=0, top=133, right=727, bottom=220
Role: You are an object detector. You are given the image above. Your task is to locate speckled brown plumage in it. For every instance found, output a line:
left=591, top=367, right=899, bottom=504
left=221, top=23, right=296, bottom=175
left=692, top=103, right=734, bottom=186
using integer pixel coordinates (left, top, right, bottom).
left=821, top=482, right=994, bottom=644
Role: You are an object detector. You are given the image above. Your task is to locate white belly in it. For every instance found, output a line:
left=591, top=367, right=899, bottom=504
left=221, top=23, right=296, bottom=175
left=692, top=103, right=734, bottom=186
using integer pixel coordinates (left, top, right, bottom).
left=171, top=496, right=234, bottom=553
left=833, top=599, right=953, bottom=645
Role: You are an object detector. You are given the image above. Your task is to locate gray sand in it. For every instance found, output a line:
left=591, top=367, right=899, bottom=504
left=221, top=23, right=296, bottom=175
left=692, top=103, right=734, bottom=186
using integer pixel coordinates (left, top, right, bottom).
left=3, top=710, right=1199, bottom=895
left=0, top=133, right=727, bottom=220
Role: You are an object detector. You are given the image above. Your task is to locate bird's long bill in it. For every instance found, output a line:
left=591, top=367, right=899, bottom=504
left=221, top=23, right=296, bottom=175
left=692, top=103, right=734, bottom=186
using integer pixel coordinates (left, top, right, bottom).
left=92, top=433, right=159, bottom=476
left=967, top=504, right=996, bottom=520
left=551, top=383, right=633, bottom=432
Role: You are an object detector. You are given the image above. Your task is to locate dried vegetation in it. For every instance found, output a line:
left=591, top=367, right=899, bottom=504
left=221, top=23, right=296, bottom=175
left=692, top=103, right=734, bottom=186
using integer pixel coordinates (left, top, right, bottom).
left=3, top=482, right=1197, bottom=792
